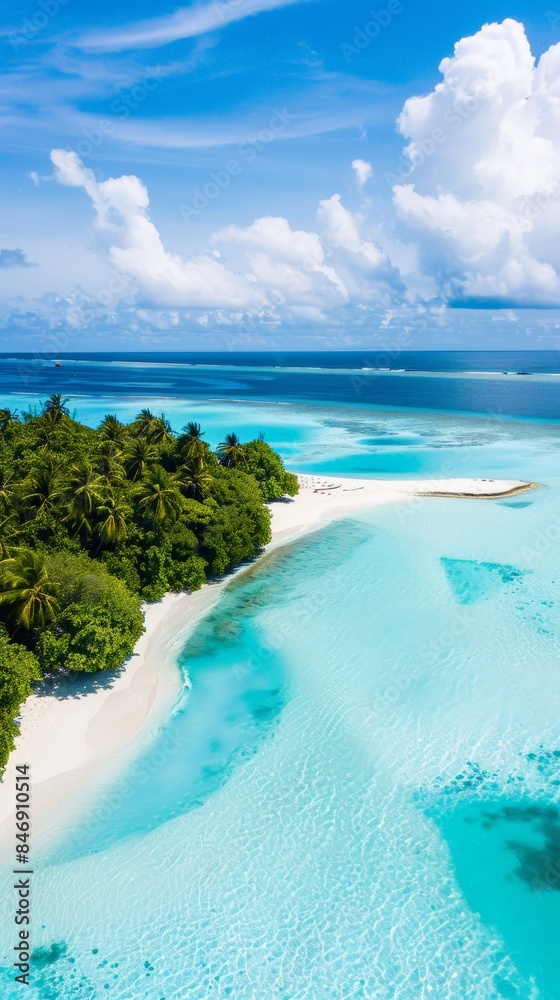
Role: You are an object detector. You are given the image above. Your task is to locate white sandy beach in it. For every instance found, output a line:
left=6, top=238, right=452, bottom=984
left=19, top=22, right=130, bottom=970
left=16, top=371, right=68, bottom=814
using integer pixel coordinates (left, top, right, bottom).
left=0, top=473, right=536, bottom=853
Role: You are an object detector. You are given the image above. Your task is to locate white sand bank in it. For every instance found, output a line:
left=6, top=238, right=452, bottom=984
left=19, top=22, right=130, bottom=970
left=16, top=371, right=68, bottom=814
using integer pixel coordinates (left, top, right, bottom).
left=0, top=473, right=536, bottom=852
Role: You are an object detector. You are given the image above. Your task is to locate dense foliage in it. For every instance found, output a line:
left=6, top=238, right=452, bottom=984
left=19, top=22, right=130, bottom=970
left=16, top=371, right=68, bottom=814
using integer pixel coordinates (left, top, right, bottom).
left=0, top=627, right=40, bottom=767
left=0, top=398, right=298, bottom=769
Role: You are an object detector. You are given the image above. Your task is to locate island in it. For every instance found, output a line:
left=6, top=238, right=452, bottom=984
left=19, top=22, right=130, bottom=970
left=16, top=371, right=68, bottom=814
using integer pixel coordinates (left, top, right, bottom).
left=0, top=395, right=298, bottom=771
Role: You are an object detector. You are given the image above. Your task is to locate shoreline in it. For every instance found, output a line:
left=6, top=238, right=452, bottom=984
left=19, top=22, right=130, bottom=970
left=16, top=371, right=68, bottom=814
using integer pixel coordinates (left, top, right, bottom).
left=0, top=473, right=537, bottom=853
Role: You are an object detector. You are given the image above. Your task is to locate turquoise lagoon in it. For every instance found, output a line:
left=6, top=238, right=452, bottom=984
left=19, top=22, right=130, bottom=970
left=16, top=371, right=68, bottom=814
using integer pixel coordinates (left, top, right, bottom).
left=2, top=391, right=558, bottom=482
left=0, top=394, right=559, bottom=998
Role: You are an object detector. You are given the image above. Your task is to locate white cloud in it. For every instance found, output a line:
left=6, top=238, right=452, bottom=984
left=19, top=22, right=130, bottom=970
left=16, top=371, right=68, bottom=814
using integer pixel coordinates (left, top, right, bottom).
left=317, top=194, right=385, bottom=268
left=50, top=149, right=262, bottom=309
left=214, top=215, right=349, bottom=305
left=46, top=150, right=407, bottom=338
left=318, top=194, right=362, bottom=252
left=45, top=17, right=560, bottom=335
left=392, top=18, right=560, bottom=306
left=78, top=0, right=308, bottom=53
left=47, top=152, right=402, bottom=327
left=352, top=159, right=372, bottom=189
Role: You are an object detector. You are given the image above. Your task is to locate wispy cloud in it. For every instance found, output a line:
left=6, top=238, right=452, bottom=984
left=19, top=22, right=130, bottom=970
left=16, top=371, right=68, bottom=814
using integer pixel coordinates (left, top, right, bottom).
left=0, top=74, right=396, bottom=153
left=78, top=0, right=309, bottom=53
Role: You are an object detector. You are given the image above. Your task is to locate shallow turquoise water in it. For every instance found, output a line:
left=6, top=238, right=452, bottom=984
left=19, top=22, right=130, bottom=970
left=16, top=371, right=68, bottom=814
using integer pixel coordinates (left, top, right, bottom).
left=2, top=391, right=559, bottom=484
left=0, top=399, right=559, bottom=998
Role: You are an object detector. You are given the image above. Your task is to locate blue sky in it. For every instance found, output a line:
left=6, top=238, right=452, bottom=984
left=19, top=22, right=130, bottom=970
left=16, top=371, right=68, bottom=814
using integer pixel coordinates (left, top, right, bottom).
left=2, top=0, right=560, bottom=350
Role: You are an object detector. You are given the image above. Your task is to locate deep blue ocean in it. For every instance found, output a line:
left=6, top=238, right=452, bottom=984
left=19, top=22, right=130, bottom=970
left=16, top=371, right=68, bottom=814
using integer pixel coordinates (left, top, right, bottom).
left=1, top=350, right=560, bottom=418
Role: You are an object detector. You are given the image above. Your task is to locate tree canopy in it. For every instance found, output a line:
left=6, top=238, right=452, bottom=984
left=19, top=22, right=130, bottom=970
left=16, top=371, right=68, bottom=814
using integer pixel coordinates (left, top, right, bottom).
left=0, top=627, right=40, bottom=767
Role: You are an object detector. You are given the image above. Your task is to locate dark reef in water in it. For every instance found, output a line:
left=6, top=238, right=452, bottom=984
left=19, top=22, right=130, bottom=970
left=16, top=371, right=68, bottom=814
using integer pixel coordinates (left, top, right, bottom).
left=479, top=804, right=560, bottom=893
left=31, top=942, right=68, bottom=966
left=440, top=557, right=527, bottom=604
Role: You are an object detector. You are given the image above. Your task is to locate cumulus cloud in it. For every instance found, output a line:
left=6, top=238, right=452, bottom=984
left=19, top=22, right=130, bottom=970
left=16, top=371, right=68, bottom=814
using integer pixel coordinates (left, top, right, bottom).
left=212, top=198, right=400, bottom=316
left=47, top=18, right=560, bottom=333
left=0, top=247, right=36, bottom=268
left=49, top=150, right=398, bottom=323
left=392, top=18, right=560, bottom=306
left=317, top=194, right=385, bottom=268
left=352, top=159, right=372, bottom=189
left=50, top=149, right=262, bottom=310
left=214, top=215, right=349, bottom=305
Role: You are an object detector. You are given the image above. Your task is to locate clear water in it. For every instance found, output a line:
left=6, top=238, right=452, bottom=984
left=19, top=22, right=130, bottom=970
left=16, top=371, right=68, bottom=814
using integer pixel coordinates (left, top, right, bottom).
left=0, top=356, right=559, bottom=999
left=1, top=390, right=558, bottom=485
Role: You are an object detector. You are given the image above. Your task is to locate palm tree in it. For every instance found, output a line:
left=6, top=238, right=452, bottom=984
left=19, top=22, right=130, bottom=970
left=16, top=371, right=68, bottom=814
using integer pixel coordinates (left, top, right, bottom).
left=95, top=442, right=125, bottom=487
left=97, top=457, right=125, bottom=488
left=135, top=467, right=184, bottom=524
left=132, top=409, right=173, bottom=445
left=21, top=461, right=60, bottom=513
left=183, top=421, right=203, bottom=441
left=0, top=468, right=15, bottom=512
left=0, top=549, right=59, bottom=631
left=21, top=405, right=39, bottom=424
left=132, top=408, right=157, bottom=438
left=0, top=408, right=19, bottom=436
left=217, top=432, right=246, bottom=468
left=64, top=460, right=104, bottom=511
left=35, top=417, right=56, bottom=450
left=62, top=460, right=105, bottom=538
left=0, top=513, right=20, bottom=559
left=98, top=414, right=128, bottom=446
left=93, top=492, right=130, bottom=548
left=178, top=421, right=206, bottom=461
left=148, top=414, right=174, bottom=446
left=42, top=394, right=69, bottom=425
left=124, top=438, right=159, bottom=481
left=180, top=457, right=213, bottom=501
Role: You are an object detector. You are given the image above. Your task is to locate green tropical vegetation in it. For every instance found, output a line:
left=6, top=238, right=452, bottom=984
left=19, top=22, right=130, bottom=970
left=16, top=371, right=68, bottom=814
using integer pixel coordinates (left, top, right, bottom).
left=0, top=397, right=298, bottom=770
